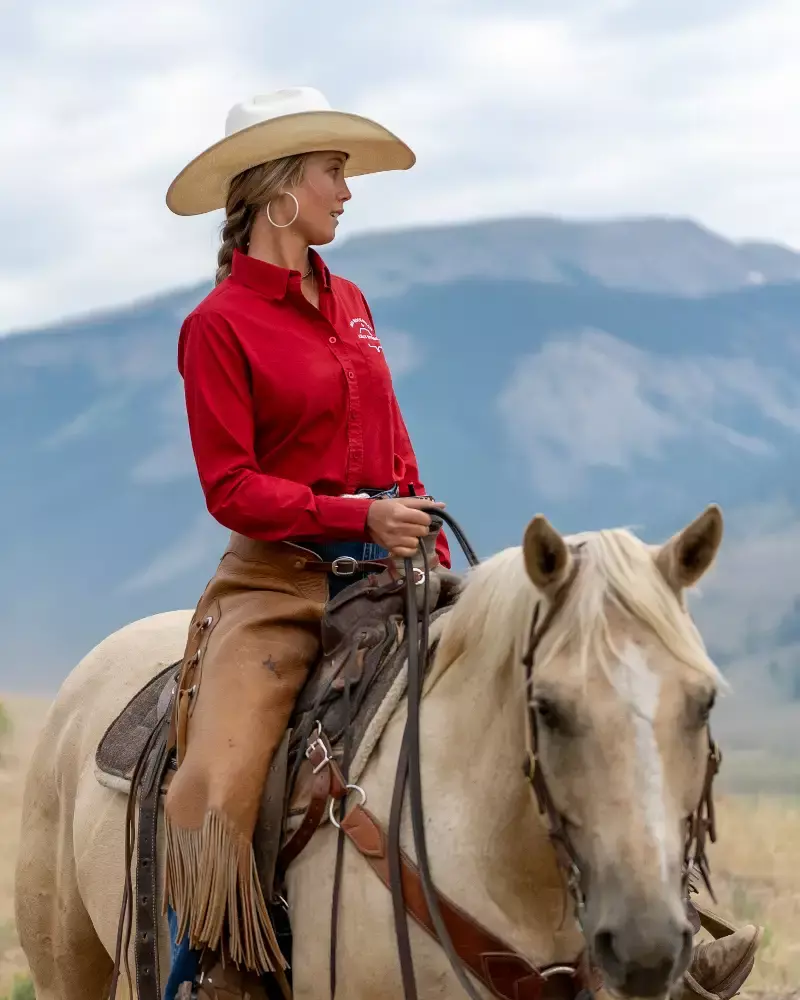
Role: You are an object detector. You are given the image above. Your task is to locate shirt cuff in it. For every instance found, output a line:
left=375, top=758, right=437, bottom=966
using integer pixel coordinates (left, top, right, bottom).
left=315, top=495, right=375, bottom=539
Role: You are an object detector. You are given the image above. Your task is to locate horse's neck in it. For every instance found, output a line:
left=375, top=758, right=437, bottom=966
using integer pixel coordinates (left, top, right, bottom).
left=414, top=642, right=584, bottom=962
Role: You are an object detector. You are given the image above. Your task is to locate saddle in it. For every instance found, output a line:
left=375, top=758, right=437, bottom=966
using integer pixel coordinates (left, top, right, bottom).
left=96, top=529, right=461, bottom=998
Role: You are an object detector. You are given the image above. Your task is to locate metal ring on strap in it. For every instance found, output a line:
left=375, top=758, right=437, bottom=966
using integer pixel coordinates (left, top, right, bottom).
left=541, top=965, right=580, bottom=979
left=328, top=784, right=367, bottom=830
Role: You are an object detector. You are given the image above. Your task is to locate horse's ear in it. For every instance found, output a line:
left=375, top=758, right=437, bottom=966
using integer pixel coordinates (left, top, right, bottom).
left=523, top=515, right=572, bottom=597
left=655, top=504, right=723, bottom=593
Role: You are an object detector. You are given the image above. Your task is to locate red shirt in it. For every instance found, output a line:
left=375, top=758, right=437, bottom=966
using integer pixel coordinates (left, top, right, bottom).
left=178, top=248, right=450, bottom=568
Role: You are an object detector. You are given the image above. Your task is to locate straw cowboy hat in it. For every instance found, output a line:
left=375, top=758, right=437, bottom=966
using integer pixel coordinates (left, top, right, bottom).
left=166, top=86, right=416, bottom=216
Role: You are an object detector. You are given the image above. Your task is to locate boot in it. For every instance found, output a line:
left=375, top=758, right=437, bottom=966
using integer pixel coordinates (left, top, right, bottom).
left=175, top=960, right=266, bottom=999
left=683, top=923, right=763, bottom=999
left=177, top=951, right=291, bottom=1000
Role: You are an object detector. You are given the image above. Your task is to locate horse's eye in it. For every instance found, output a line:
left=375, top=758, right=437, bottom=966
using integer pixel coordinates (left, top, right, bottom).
left=699, top=691, right=716, bottom=723
left=534, top=698, right=563, bottom=732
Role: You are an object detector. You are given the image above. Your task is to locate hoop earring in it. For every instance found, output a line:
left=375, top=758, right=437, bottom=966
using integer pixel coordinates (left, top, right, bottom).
left=266, top=192, right=299, bottom=228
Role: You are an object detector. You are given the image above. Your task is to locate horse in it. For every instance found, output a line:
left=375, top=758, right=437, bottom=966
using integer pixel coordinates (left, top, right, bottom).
left=14, top=504, right=726, bottom=999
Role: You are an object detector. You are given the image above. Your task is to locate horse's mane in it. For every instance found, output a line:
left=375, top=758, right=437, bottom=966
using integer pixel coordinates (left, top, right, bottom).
left=434, top=527, right=725, bottom=687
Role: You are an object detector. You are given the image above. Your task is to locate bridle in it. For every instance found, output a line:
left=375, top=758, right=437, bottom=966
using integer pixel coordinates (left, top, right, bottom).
left=519, top=543, right=723, bottom=941
left=521, top=555, right=589, bottom=929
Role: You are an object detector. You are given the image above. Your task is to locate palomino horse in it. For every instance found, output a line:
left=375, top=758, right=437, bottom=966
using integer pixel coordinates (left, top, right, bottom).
left=15, top=506, right=725, bottom=999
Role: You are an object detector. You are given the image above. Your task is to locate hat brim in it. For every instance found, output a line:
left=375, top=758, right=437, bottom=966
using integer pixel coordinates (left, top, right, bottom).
left=166, top=109, right=416, bottom=216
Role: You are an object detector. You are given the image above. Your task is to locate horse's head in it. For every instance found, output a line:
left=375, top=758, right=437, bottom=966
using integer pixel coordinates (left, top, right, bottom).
left=522, top=505, right=724, bottom=999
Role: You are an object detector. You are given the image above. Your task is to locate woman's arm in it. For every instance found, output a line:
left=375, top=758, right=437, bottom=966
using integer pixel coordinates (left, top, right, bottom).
left=179, top=310, right=373, bottom=541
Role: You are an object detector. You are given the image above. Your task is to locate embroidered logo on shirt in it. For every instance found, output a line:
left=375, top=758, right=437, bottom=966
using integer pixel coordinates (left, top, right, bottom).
left=350, top=316, right=383, bottom=353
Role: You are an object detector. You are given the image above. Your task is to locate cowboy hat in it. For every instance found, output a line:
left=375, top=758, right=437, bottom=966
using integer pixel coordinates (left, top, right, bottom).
left=166, top=86, right=416, bottom=216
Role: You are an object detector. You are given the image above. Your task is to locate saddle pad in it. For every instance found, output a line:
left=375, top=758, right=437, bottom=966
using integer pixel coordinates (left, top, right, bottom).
left=95, top=661, right=178, bottom=792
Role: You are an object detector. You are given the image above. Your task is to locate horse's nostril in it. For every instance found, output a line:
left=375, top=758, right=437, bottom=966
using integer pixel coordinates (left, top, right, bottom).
left=593, top=929, right=623, bottom=977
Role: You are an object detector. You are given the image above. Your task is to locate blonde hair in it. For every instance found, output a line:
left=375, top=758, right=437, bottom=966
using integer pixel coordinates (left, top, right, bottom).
left=215, top=154, right=308, bottom=285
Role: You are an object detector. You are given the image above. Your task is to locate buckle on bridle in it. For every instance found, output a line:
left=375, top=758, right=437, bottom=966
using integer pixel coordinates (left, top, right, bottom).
left=331, top=556, right=359, bottom=576
left=305, top=722, right=334, bottom=773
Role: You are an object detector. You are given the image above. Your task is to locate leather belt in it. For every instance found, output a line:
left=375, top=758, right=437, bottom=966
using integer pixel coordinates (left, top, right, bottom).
left=300, top=556, right=389, bottom=576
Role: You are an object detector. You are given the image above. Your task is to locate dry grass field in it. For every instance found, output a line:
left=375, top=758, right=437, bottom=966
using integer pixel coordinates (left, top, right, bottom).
left=0, top=693, right=798, bottom=998
left=0, top=696, right=46, bottom=999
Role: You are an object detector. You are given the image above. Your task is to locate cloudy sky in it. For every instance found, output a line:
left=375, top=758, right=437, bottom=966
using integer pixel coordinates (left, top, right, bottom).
left=2, top=0, right=800, bottom=331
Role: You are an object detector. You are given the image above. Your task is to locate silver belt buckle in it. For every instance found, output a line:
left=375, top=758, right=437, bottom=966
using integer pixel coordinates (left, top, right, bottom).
left=331, top=555, right=359, bottom=576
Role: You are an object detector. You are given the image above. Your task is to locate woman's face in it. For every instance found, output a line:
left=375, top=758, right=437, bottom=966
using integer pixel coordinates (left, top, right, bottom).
left=289, top=150, right=352, bottom=245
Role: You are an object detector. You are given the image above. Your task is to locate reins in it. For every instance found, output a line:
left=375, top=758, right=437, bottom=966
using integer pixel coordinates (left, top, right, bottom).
left=386, top=509, right=485, bottom=1000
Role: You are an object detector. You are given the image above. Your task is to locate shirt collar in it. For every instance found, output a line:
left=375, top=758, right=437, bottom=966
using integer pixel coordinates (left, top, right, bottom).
left=230, top=247, right=332, bottom=299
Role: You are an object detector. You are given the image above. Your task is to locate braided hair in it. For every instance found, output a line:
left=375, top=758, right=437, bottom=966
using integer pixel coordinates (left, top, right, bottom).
left=215, top=154, right=308, bottom=285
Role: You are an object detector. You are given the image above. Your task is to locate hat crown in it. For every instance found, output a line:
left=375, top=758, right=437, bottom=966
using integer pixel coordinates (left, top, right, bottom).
left=225, top=87, right=332, bottom=137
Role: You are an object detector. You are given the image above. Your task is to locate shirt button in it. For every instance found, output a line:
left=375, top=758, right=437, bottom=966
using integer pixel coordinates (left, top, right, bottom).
left=347, top=371, right=355, bottom=379
left=329, top=336, right=337, bottom=344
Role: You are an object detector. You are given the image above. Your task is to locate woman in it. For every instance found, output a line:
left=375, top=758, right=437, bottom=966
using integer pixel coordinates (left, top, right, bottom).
left=162, top=87, right=450, bottom=999
left=162, top=87, right=760, bottom=1000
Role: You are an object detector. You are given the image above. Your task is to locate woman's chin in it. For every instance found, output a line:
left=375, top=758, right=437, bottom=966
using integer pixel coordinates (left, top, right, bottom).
left=307, top=223, right=338, bottom=247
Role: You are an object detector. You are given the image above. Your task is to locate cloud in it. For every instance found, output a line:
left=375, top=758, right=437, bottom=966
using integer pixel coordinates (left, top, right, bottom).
left=120, top=513, right=225, bottom=592
left=2, top=0, right=800, bottom=331
left=497, top=328, right=800, bottom=496
left=600, top=0, right=758, bottom=37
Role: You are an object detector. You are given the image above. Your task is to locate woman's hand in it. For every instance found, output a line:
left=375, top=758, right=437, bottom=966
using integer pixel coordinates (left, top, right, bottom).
left=366, top=497, right=446, bottom=558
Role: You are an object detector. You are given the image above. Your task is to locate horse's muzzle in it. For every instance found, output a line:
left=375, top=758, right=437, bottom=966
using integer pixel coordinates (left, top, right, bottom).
left=591, top=910, right=693, bottom=998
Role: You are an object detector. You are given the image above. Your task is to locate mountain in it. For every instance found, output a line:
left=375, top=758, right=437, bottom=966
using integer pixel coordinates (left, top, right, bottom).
left=3, top=215, right=799, bottom=759
left=325, top=215, right=800, bottom=298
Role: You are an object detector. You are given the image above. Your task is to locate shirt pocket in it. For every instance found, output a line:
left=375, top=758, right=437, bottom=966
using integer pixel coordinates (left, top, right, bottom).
left=353, top=328, right=395, bottom=399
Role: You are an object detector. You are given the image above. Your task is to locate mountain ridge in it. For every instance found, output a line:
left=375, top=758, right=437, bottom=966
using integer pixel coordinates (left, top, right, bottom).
left=4, top=214, right=800, bottom=341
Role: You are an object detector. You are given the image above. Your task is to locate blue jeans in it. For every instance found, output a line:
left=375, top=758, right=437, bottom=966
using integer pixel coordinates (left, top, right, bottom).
left=164, top=907, right=200, bottom=999
left=164, top=535, right=389, bottom=997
